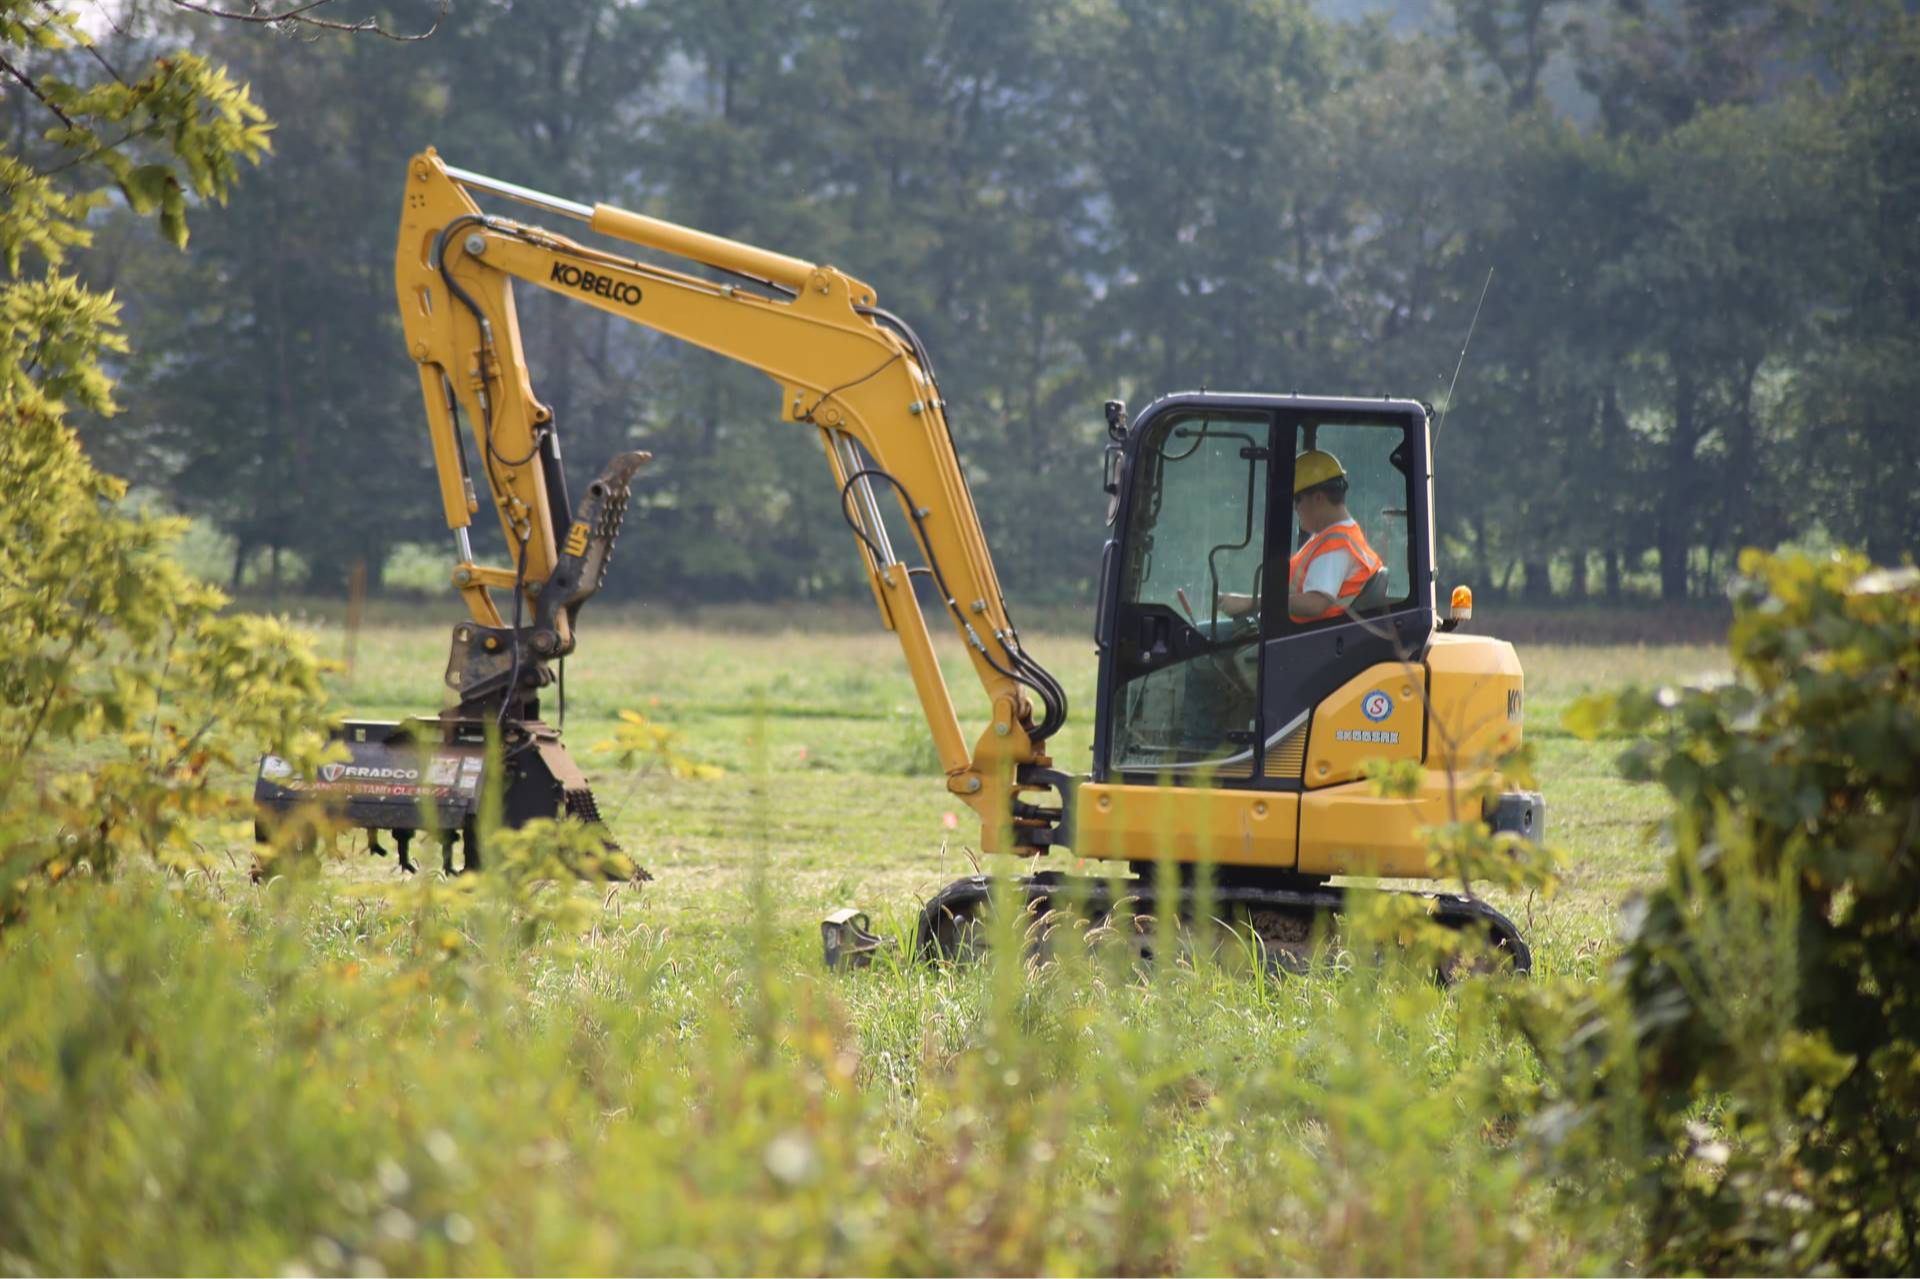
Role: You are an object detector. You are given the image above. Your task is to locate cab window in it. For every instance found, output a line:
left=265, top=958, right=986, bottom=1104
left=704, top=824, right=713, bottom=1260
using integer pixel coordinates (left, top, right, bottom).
left=1108, top=409, right=1268, bottom=777
left=1284, top=418, right=1414, bottom=625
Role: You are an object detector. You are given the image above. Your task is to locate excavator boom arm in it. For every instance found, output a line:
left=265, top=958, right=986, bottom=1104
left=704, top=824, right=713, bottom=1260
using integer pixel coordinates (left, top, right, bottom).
left=396, top=150, right=1065, bottom=846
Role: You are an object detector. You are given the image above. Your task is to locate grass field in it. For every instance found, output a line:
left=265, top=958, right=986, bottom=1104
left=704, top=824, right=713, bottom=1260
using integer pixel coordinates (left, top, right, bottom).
left=2, top=604, right=1734, bottom=1274
left=313, top=603, right=1721, bottom=973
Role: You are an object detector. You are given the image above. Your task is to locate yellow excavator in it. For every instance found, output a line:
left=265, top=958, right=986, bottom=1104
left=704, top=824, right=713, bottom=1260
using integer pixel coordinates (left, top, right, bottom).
left=257, top=150, right=1544, bottom=966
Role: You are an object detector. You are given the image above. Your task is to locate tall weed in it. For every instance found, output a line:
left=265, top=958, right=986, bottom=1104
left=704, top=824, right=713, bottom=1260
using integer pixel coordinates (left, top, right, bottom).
left=0, top=861, right=1593, bottom=1274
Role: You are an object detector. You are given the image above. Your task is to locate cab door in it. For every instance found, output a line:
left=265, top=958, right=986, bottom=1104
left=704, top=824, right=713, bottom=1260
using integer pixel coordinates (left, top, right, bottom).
left=1256, top=406, right=1437, bottom=788
left=1096, top=405, right=1274, bottom=785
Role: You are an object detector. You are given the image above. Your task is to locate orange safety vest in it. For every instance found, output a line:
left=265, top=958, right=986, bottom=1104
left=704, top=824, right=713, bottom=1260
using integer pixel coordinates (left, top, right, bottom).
left=1288, top=520, right=1383, bottom=622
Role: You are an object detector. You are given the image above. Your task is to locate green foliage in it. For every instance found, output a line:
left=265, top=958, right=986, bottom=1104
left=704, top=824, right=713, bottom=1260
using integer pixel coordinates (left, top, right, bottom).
left=3, top=1, right=1915, bottom=1270
left=1534, top=549, right=1920, bottom=1272
left=337, top=815, right=645, bottom=953
left=0, top=152, right=93, bottom=275
left=41, top=50, right=269, bottom=249
left=0, top=384, right=333, bottom=928
left=82, top=0, right=1920, bottom=606
left=1361, top=745, right=1563, bottom=970
left=0, top=3, right=324, bottom=923
left=0, top=609, right=1808, bottom=1276
left=3, top=2, right=266, bottom=418
left=0, top=869, right=1582, bottom=1275
left=592, top=709, right=725, bottom=781
left=2, top=5, right=268, bottom=247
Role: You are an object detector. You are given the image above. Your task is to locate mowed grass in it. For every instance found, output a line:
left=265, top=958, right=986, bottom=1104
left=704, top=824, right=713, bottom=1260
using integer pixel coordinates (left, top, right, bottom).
left=302, top=600, right=1721, bottom=975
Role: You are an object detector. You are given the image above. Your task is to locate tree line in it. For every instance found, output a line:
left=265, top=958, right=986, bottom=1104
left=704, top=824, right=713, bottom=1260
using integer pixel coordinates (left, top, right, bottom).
left=25, top=0, right=1918, bottom=605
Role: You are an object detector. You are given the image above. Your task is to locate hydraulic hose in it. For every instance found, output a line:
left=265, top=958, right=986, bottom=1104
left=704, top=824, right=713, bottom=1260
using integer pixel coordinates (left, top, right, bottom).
left=852, top=305, right=1069, bottom=741
left=836, top=466, right=1067, bottom=742
left=432, top=215, right=546, bottom=744
left=433, top=216, right=545, bottom=473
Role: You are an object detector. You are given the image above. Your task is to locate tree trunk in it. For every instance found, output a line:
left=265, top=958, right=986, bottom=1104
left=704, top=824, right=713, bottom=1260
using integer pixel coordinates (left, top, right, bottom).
left=1659, top=527, right=1690, bottom=601
left=1734, top=364, right=1757, bottom=547
left=1599, top=387, right=1627, bottom=602
left=1658, top=355, right=1698, bottom=602
left=1523, top=559, right=1553, bottom=601
left=359, top=546, right=385, bottom=593
left=1570, top=550, right=1589, bottom=600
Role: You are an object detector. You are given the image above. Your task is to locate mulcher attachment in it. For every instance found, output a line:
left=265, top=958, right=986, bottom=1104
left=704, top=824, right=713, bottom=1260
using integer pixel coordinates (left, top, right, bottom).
left=253, top=716, right=643, bottom=878
left=255, top=718, right=489, bottom=868
left=255, top=451, right=654, bottom=875
left=913, top=872, right=1532, bottom=979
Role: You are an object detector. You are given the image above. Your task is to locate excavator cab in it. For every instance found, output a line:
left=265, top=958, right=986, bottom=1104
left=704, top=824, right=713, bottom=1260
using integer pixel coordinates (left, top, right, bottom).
left=1092, top=394, right=1438, bottom=792
left=936, top=391, right=1538, bottom=970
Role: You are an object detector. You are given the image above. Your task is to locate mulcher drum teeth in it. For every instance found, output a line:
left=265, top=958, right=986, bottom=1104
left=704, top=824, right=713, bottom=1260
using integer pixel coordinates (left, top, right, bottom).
left=913, top=872, right=1532, bottom=977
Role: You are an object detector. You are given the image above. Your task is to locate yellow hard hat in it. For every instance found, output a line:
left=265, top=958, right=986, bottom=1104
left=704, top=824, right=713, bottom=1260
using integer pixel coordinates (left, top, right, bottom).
left=1293, top=449, right=1346, bottom=495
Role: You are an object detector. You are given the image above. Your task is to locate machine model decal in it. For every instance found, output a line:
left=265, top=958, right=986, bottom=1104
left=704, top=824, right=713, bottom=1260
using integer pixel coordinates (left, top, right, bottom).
left=1336, top=728, right=1400, bottom=744
left=1362, top=690, right=1394, bottom=722
left=550, top=262, right=643, bottom=307
left=563, top=520, right=590, bottom=557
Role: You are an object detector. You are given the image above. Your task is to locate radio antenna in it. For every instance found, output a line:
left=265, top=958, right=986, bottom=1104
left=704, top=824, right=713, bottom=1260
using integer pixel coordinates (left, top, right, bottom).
left=1434, top=267, right=1493, bottom=445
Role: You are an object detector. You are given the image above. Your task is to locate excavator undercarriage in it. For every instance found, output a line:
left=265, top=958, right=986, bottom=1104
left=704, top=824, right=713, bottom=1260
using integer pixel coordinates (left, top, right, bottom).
left=912, top=870, right=1532, bottom=978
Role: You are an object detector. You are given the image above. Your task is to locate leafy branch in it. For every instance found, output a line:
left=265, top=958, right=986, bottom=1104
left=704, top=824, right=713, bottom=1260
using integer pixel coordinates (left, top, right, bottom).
left=0, top=49, right=74, bottom=127
left=162, top=0, right=450, bottom=42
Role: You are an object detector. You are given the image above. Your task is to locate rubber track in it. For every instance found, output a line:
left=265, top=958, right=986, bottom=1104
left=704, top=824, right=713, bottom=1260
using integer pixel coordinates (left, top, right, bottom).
left=913, top=873, right=1532, bottom=975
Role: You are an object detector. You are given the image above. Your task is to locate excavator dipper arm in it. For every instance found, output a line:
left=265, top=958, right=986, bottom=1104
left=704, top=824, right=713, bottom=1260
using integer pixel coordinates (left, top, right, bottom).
left=396, top=150, right=1067, bottom=849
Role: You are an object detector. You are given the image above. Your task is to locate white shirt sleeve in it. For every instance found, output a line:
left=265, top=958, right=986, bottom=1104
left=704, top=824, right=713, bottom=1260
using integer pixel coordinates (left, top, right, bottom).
left=1301, top=545, right=1356, bottom=597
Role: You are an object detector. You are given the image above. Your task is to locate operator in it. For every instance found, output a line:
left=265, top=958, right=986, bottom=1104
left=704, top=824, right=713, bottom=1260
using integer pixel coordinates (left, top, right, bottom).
left=1285, top=449, right=1381, bottom=621
left=1215, top=450, right=1383, bottom=623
